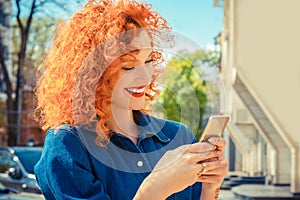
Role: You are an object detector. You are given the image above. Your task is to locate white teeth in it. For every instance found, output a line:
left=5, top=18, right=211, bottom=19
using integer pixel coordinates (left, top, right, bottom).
left=126, top=87, right=145, bottom=93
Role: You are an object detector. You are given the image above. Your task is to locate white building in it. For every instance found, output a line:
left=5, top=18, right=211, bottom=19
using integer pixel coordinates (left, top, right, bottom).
left=219, top=0, right=300, bottom=195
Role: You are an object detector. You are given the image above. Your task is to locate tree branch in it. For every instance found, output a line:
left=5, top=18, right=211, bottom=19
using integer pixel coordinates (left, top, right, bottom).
left=16, top=0, right=23, bottom=33
left=24, top=0, right=36, bottom=36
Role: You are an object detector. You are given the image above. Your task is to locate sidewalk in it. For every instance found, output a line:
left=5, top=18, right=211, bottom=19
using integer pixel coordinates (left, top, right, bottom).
left=219, top=190, right=236, bottom=200
left=219, top=184, right=300, bottom=200
left=232, top=184, right=300, bottom=199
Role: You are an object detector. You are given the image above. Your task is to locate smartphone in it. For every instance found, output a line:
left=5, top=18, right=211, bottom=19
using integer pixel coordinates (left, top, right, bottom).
left=200, top=115, right=230, bottom=142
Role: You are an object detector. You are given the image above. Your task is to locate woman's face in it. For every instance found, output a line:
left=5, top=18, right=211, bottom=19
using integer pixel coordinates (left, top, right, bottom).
left=111, top=29, right=154, bottom=111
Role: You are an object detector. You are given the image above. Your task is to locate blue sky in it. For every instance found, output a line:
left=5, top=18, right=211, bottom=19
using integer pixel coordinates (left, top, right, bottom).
left=144, top=0, right=223, bottom=48
left=67, top=0, right=223, bottom=48
left=60, top=0, right=223, bottom=51
left=18, top=0, right=222, bottom=48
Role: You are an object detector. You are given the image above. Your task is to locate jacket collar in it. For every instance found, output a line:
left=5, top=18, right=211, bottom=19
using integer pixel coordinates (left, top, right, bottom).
left=136, top=111, right=170, bottom=143
left=110, top=111, right=171, bottom=144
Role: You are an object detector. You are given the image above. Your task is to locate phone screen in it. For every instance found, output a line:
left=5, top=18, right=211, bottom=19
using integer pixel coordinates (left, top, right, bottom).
left=200, top=116, right=230, bottom=142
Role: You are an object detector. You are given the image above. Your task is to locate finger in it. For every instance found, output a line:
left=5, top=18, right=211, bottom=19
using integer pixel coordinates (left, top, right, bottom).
left=198, top=150, right=223, bottom=162
left=197, top=159, right=228, bottom=173
left=217, top=154, right=226, bottom=161
left=188, top=142, right=216, bottom=153
left=207, top=137, right=226, bottom=150
left=201, top=157, right=218, bottom=162
left=200, top=152, right=226, bottom=163
left=183, top=150, right=221, bottom=165
left=200, top=165, right=228, bottom=175
left=197, top=174, right=227, bottom=184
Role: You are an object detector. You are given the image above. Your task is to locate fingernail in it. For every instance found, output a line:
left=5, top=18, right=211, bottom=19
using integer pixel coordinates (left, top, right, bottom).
left=220, top=160, right=227, bottom=164
left=208, top=137, right=219, bottom=144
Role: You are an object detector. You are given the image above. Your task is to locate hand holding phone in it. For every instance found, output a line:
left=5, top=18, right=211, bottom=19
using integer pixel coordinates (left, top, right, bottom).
left=200, top=115, right=230, bottom=142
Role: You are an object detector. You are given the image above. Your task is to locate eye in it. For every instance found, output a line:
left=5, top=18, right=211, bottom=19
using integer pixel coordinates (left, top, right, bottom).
left=122, top=66, right=135, bottom=71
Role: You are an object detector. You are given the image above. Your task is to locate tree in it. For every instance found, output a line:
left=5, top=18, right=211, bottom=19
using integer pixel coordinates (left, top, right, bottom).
left=0, top=0, right=81, bottom=145
left=155, top=49, right=220, bottom=140
left=12, top=16, right=58, bottom=86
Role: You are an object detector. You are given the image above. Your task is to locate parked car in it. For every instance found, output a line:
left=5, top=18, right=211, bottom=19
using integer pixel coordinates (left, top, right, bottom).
left=0, top=183, right=44, bottom=200
left=0, top=146, right=42, bottom=194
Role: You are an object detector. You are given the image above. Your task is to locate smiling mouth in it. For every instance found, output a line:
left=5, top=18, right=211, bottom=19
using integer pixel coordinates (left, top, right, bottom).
left=125, top=86, right=146, bottom=98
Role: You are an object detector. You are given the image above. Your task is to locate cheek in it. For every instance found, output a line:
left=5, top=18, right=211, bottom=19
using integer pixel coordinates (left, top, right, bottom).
left=148, top=66, right=154, bottom=77
left=111, top=75, right=126, bottom=96
left=142, top=65, right=154, bottom=82
left=116, top=73, right=132, bottom=86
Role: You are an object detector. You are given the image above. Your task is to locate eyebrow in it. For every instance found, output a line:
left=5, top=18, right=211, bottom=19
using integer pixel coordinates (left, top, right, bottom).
left=129, top=49, right=140, bottom=53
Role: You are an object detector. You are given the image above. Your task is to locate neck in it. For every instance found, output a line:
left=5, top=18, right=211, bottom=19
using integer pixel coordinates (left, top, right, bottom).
left=109, top=109, right=139, bottom=143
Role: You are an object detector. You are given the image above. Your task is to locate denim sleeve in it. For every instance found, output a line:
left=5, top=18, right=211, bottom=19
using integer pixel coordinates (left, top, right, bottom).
left=184, top=124, right=203, bottom=199
left=35, top=127, right=111, bottom=200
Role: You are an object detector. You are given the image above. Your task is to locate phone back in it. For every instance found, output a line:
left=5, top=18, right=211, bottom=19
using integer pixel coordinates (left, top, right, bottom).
left=200, top=116, right=230, bottom=142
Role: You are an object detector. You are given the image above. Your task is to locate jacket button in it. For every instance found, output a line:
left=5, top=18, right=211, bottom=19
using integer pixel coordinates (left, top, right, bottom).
left=137, top=161, right=143, bottom=167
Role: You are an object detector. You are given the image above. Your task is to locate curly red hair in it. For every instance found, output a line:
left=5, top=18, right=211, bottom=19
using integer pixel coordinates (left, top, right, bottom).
left=34, top=0, right=171, bottom=144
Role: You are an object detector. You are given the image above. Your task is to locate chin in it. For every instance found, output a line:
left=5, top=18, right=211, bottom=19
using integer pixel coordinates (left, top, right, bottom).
left=129, top=98, right=146, bottom=111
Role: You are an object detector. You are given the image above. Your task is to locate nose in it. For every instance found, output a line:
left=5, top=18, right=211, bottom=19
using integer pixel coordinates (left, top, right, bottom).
left=134, top=65, right=153, bottom=83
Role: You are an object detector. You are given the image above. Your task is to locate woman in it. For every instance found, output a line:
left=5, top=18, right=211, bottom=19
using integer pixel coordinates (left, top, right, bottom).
left=34, top=0, right=228, bottom=199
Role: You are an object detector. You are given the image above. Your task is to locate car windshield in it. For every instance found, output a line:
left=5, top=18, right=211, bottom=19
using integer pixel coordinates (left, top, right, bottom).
left=13, top=147, right=42, bottom=174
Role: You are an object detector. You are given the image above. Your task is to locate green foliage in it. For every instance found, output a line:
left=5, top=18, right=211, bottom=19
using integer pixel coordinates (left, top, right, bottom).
left=156, top=49, right=220, bottom=140
left=12, top=16, right=57, bottom=71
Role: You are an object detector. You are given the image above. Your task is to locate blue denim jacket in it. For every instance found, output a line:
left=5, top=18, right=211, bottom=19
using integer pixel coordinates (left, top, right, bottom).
left=34, top=111, right=202, bottom=199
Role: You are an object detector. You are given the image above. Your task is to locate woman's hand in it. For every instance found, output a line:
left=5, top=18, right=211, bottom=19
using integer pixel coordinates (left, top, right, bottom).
left=134, top=139, right=227, bottom=200
left=198, top=137, right=228, bottom=199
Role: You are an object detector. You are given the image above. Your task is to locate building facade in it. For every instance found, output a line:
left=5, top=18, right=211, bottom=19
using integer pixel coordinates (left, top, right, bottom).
left=219, top=0, right=300, bottom=194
